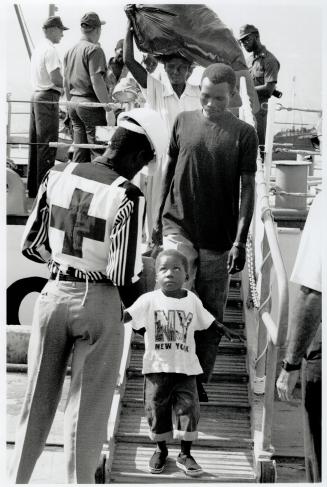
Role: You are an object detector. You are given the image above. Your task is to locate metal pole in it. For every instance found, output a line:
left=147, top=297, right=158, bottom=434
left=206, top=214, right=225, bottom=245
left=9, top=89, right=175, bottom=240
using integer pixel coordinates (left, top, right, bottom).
left=264, top=97, right=277, bottom=188
left=49, top=4, right=58, bottom=17
left=13, top=4, right=32, bottom=59
left=7, top=93, right=12, bottom=159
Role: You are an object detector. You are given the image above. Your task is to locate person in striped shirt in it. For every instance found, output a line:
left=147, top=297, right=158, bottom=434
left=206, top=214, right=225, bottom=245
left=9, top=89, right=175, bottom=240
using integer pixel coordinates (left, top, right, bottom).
left=9, top=108, right=167, bottom=484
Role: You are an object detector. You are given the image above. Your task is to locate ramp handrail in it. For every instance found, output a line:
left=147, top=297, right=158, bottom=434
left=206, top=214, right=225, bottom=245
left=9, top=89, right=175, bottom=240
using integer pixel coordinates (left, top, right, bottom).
left=239, top=77, right=289, bottom=469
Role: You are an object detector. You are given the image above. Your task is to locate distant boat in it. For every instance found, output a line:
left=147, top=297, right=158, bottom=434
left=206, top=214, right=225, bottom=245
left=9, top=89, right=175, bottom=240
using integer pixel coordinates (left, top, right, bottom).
left=273, top=126, right=318, bottom=160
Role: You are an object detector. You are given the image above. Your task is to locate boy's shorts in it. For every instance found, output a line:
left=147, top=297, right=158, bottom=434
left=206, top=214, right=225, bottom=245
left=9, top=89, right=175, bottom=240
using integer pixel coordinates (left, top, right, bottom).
left=144, top=373, right=200, bottom=441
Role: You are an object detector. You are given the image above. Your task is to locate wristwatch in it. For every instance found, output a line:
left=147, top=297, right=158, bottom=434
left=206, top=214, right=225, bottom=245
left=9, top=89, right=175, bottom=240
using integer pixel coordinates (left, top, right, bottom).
left=281, top=359, right=301, bottom=372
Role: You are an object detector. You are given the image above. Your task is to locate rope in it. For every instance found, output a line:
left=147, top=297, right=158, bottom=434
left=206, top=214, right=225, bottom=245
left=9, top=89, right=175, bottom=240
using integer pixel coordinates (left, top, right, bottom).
left=275, top=147, right=320, bottom=155
left=7, top=99, right=117, bottom=109
left=255, top=339, right=269, bottom=366
left=246, top=234, right=260, bottom=309
left=270, top=188, right=313, bottom=198
left=7, top=142, right=108, bottom=149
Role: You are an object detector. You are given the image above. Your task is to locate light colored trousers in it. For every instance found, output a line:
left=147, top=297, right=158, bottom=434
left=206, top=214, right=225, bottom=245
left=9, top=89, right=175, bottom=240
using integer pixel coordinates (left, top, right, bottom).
left=8, top=279, right=123, bottom=484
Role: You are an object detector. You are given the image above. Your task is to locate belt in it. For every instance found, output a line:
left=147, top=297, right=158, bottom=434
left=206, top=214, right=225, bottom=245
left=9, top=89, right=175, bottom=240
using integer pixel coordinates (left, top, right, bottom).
left=35, top=89, right=60, bottom=95
left=49, top=273, right=112, bottom=284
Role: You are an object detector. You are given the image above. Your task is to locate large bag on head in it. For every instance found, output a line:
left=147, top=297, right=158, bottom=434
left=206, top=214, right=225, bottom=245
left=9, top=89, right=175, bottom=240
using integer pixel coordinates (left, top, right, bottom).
left=125, top=4, right=259, bottom=112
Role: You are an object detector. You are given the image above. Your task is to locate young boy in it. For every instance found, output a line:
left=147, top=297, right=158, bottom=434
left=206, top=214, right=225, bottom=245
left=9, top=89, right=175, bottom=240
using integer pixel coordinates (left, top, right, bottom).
left=124, top=249, right=241, bottom=476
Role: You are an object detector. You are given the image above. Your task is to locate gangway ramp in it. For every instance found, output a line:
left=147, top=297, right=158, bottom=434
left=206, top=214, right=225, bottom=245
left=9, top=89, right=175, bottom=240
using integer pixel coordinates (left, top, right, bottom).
left=105, top=275, right=256, bottom=483
left=6, top=275, right=257, bottom=483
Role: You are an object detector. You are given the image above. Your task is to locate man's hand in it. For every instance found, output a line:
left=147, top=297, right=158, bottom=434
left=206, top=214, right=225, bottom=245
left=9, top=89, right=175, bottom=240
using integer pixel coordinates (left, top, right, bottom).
left=220, top=324, right=245, bottom=342
left=276, top=369, right=300, bottom=401
left=227, top=246, right=246, bottom=274
left=106, top=109, right=115, bottom=126
left=151, top=222, right=163, bottom=246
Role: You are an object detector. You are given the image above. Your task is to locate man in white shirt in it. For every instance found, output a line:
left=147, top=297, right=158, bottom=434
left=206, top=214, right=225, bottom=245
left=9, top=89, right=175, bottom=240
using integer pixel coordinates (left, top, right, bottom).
left=276, top=191, right=323, bottom=482
left=27, top=15, right=68, bottom=198
left=124, top=19, right=201, bottom=233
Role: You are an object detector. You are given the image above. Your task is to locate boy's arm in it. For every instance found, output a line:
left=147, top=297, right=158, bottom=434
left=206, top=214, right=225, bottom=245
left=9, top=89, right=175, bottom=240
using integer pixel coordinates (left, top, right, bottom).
left=207, top=320, right=245, bottom=342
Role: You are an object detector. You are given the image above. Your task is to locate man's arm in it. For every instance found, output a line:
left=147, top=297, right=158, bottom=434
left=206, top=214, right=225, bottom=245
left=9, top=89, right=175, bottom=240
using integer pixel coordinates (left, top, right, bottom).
left=276, top=285, right=322, bottom=401
left=152, top=154, right=178, bottom=245
left=227, top=172, right=255, bottom=274
left=123, top=19, right=147, bottom=89
left=255, top=81, right=276, bottom=100
left=91, top=72, right=111, bottom=105
left=49, top=67, right=63, bottom=90
left=21, top=174, right=51, bottom=263
left=91, top=73, right=115, bottom=125
left=107, top=185, right=146, bottom=286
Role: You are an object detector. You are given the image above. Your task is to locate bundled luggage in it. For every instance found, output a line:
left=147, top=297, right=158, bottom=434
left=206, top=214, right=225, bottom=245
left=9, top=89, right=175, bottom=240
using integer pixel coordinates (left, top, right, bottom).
left=125, top=4, right=259, bottom=111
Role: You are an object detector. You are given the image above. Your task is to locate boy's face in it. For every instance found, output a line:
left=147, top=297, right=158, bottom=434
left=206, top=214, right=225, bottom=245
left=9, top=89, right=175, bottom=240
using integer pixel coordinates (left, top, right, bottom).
left=156, top=255, right=187, bottom=296
left=200, top=77, right=233, bottom=121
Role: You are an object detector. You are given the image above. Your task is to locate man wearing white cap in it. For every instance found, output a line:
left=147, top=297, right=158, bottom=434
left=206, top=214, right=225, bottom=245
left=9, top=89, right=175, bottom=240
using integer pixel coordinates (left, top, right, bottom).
left=8, top=108, right=167, bottom=484
left=27, top=15, right=69, bottom=198
left=64, top=12, right=114, bottom=163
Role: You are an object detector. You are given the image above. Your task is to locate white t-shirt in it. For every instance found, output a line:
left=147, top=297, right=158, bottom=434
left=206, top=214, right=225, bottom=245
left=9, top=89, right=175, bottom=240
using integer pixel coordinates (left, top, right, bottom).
left=291, top=192, right=323, bottom=292
left=144, top=73, right=201, bottom=135
left=126, top=289, right=215, bottom=375
left=30, top=38, right=62, bottom=92
left=141, top=74, right=201, bottom=232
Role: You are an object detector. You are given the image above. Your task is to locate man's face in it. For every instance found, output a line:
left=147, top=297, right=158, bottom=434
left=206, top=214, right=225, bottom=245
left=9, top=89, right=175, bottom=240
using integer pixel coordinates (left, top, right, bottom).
left=200, top=77, right=233, bottom=121
left=240, top=34, right=256, bottom=53
left=115, top=47, right=124, bottom=63
left=47, top=26, right=64, bottom=44
left=164, top=58, right=191, bottom=85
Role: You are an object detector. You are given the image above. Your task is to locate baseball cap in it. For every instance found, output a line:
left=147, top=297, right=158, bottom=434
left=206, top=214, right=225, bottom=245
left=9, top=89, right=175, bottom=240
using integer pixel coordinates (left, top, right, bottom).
left=239, top=24, right=259, bottom=41
left=115, top=39, right=124, bottom=51
left=43, top=16, right=69, bottom=30
left=80, top=12, right=106, bottom=28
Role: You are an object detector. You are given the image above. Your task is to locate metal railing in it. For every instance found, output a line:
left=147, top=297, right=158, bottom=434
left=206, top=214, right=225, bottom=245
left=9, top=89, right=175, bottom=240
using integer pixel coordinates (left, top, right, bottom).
left=239, top=77, right=289, bottom=479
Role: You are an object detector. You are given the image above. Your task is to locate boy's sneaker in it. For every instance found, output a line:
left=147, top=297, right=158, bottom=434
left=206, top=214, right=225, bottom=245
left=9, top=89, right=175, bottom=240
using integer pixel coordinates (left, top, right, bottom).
left=176, top=453, right=203, bottom=476
left=148, top=449, right=168, bottom=474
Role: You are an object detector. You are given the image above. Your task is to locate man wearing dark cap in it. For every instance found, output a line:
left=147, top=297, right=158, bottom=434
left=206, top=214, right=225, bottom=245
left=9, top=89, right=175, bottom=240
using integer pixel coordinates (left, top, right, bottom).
left=27, top=15, right=68, bottom=198
left=239, top=24, right=280, bottom=159
left=64, top=12, right=114, bottom=162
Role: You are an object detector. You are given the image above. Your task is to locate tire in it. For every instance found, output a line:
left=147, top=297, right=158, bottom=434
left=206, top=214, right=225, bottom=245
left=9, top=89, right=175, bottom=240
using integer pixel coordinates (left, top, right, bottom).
left=7, top=277, right=47, bottom=325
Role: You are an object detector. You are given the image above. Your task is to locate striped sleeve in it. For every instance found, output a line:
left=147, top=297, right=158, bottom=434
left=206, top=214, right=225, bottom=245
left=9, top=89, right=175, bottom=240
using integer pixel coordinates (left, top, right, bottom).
left=106, top=189, right=145, bottom=286
left=21, top=174, right=51, bottom=263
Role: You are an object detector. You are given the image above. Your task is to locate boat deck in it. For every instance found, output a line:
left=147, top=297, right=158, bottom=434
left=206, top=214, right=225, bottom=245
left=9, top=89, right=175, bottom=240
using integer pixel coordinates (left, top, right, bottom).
left=7, top=274, right=306, bottom=483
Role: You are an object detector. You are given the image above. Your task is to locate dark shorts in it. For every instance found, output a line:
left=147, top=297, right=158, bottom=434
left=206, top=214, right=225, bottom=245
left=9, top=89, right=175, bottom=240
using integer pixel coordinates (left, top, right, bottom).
left=144, top=373, right=200, bottom=442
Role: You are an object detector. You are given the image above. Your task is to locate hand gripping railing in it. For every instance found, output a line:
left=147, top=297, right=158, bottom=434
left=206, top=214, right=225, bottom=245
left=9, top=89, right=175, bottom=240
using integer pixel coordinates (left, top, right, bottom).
left=239, top=77, right=289, bottom=481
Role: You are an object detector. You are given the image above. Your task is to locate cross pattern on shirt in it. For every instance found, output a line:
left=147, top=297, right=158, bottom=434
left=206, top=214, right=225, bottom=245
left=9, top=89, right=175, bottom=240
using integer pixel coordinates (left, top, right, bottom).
left=50, top=188, right=106, bottom=258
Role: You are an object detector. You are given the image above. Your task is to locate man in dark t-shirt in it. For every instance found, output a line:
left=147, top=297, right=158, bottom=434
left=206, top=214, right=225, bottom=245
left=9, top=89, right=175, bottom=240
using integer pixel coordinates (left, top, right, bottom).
left=153, top=63, right=258, bottom=391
